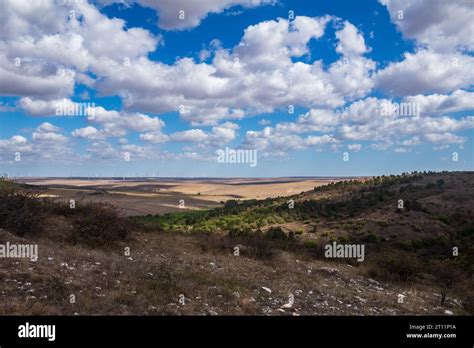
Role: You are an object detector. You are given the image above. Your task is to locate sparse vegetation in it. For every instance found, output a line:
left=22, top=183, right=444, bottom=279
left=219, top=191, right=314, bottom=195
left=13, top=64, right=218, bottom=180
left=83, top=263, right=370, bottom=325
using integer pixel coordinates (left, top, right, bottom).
left=0, top=179, right=45, bottom=236
left=69, top=203, right=130, bottom=248
left=0, top=177, right=129, bottom=247
left=0, top=171, right=472, bottom=315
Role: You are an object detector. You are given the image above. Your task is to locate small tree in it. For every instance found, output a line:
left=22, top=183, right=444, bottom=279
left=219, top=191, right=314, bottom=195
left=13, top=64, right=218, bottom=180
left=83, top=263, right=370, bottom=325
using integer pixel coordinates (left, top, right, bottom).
left=432, top=260, right=462, bottom=305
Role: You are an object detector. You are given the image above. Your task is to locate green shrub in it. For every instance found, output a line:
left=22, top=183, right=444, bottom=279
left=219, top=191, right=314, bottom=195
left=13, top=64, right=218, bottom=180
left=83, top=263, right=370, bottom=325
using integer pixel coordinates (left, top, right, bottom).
left=361, top=233, right=379, bottom=244
left=228, top=225, right=253, bottom=238
left=265, top=226, right=287, bottom=240
left=69, top=203, right=129, bottom=248
left=0, top=183, right=45, bottom=236
left=303, top=240, right=318, bottom=248
left=366, top=250, right=423, bottom=282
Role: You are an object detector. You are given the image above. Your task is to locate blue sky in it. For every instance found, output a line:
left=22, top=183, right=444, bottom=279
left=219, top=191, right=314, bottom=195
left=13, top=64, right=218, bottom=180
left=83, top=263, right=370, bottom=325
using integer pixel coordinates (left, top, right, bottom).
left=0, top=0, right=473, bottom=177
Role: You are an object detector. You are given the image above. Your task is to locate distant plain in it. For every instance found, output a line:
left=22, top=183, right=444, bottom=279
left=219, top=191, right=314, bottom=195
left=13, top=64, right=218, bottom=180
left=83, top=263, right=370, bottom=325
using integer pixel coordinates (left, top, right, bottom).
left=19, top=177, right=351, bottom=215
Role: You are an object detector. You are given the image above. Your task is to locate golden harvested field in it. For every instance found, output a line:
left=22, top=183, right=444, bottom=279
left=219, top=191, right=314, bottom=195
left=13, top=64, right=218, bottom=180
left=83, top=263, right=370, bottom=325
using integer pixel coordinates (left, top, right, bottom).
left=19, top=177, right=349, bottom=216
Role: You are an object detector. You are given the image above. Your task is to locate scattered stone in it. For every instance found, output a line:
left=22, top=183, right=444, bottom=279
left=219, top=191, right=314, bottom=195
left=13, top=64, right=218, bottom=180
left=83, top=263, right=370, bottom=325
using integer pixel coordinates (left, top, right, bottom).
left=242, top=297, right=256, bottom=305
left=354, top=296, right=367, bottom=303
left=319, top=267, right=339, bottom=275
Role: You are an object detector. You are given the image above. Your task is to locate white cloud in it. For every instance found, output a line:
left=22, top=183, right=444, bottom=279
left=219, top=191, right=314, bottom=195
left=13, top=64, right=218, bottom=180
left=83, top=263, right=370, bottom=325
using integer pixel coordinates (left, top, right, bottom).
left=37, top=122, right=60, bottom=133
left=145, top=121, right=239, bottom=147
left=127, top=0, right=275, bottom=30
left=32, top=122, right=67, bottom=142
left=82, top=106, right=166, bottom=138
left=170, top=129, right=208, bottom=142
left=242, top=126, right=338, bottom=157
left=348, top=144, right=362, bottom=152
left=0, top=125, right=73, bottom=163
left=1, top=0, right=472, bottom=165
left=0, top=136, right=33, bottom=162
left=10, top=135, right=28, bottom=144
left=376, top=0, right=474, bottom=98
left=18, top=97, right=80, bottom=116
left=241, top=94, right=474, bottom=157
left=0, top=0, right=158, bottom=100
left=1, top=4, right=377, bottom=126
left=335, top=21, right=370, bottom=57
left=423, top=133, right=466, bottom=144
left=379, top=0, right=474, bottom=52
left=72, top=126, right=104, bottom=140
left=97, top=16, right=374, bottom=125
left=404, top=89, right=474, bottom=115
left=139, top=132, right=169, bottom=144
left=375, top=50, right=474, bottom=96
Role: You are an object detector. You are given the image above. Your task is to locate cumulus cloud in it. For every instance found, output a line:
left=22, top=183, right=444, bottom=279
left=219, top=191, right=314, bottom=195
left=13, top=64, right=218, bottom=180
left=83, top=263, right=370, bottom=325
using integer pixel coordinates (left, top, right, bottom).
left=0, top=135, right=32, bottom=162
left=241, top=95, right=474, bottom=157
left=379, top=0, right=474, bottom=52
left=0, top=124, right=73, bottom=163
left=32, top=122, right=67, bottom=142
left=1, top=2, right=376, bottom=126
left=375, top=50, right=474, bottom=96
left=18, top=97, right=84, bottom=117
left=376, top=0, right=474, bottom=96
left=1, top=0, right=472, bottom=166
left=72, top=106, right=167, bottom=139
left=335, top=21, right=370, bottom=57
left=242, top=126, right=338, bottom=157
left=144, top=121, right=239, bottom=148
left=138, top=132, right=169, bottom=144
left=103, top=0, right=276, bottom=30
left=170, top=129, right=208, bottom=143
left=96, top=15, right=374, bottom=125
left=71, top=126, right=104, bottom=140
left=404, top=89, right=474, bottom=115
left=0, top=0, right=158, bottom=99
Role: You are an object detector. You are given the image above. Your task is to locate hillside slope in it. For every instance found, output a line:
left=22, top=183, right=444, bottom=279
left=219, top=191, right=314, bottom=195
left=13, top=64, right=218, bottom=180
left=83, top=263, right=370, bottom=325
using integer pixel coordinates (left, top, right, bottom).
left=0, top=172, right=472, bottom=315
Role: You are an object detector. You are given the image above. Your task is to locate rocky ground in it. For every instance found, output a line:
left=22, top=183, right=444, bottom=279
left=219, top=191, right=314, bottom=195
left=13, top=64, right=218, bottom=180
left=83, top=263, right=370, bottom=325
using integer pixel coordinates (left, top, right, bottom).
left=0, top=228, right=464, bottom=315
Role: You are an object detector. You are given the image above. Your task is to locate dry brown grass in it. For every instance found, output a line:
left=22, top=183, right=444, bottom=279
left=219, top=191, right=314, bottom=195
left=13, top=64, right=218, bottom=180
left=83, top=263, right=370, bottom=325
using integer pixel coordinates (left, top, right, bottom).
left=0, top=227, right=470, bottom=316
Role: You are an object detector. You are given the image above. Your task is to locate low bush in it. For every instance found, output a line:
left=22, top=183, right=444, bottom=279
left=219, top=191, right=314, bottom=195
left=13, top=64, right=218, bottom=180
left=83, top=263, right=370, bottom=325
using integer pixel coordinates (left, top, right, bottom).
left=366, top=249, right=423, bottom=282
left=265, top=226, right=287, bottom=240
left=360, top=233, right=379, bottom=244
left=69, top=203, right=129, bottom=248
left=0, top=182, right=45, bottom=236
left=228, top=226, right=252, bottom=238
